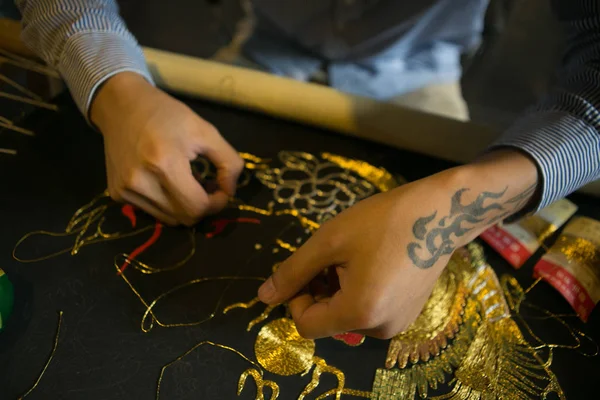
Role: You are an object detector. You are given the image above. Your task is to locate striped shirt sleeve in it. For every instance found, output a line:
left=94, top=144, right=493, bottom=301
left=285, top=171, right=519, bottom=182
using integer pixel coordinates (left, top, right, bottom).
left=16, top=0, right=154, bottom=120
left=489, top=0, right=600, bottom=212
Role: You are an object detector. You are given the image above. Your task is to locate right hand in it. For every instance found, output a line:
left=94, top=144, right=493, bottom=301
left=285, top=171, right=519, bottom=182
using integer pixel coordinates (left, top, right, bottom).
left=91, top=72, right=243, bottom=226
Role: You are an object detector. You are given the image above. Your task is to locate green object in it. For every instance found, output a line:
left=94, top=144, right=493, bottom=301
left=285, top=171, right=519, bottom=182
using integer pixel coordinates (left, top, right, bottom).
left=0, top=268, right=14, bottom=332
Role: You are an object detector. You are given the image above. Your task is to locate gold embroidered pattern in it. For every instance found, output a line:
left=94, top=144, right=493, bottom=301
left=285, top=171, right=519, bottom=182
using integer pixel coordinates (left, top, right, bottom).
left=13, top=151, right=588, bottom=400
left=13, top=192, right=152, bottom=262
left=317, top=388, right=372, bottom=399
left=240, top=152, right=271, bottom=170
left=254, top=151, right=401, bottom=223
left=386, top=258, right=470, bottom=369
left=255, top=318, right=346, bottom=399
left=255, top=318, right=316, bottom=376
left=502, top=276, right=599, bottom=356
left=239, top=368, right=280, bottom=400
left=236, top=204, right=320, bottom=232
left=117, top=269, right=265, bottom=333
left=375, top=298, right=481, bottom=399
left=223, top=297, right=261, bottom=314
left=321, top=152, right=402, bottom=192
left=377, top=244, right=567, bottom=400
left=156, top=341, right=279, bottom=400
left=275, top=239, right=298, bottom=252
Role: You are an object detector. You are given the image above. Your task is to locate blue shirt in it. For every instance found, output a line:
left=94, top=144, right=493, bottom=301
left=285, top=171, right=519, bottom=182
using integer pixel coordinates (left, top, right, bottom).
left=244, top=0, right=487, bottom=99
left=13, top=0, right=600, bottom=213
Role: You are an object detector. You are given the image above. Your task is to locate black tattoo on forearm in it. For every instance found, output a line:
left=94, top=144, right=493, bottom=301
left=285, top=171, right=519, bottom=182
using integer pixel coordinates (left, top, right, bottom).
left=407, top=183, right=536, bottom=269
left=486, top=183, right=537, bottom=224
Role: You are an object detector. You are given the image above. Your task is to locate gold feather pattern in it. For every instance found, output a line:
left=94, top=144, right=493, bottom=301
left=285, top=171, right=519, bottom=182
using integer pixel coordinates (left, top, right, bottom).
left=385, top=256, right=471, bottom=369
left=373, top=244, right=565, bottom=400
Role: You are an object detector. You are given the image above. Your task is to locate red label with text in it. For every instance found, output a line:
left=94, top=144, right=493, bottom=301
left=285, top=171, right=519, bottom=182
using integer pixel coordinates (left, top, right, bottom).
left=480, top=226, right=531, bottom=268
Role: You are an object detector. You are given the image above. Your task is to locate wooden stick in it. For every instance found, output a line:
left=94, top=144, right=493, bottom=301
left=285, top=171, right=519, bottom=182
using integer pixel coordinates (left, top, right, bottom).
left=0, top=148, right=17, bottom=155
left=143, top=47, right=499, bottom=164
left=0, top=91, right=58, bottom=111
left=0, top=73, right=43, bottom=100
left=0, top=121, right=35, bottom=136
left=0, top=55, right=60, bottom=79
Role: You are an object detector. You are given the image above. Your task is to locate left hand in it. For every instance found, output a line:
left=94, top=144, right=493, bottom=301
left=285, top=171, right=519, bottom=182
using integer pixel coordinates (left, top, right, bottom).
left=92, top=72, right=243, bottom=226
left=257, top=150, right=538, bottom=339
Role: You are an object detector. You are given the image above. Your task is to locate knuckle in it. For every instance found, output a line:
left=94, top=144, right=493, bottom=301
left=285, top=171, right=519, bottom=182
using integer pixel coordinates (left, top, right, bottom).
left=202, top=121, right=219, bottom=136
left=184, top=199, right=208, bottom=221
left=350, top=306, right=379, bottom=330
left=231, top=155, right=245, bottom=174
left=144, top=148, right=171, bottom=176
left=270, top=268, right=287, bottom=293
left=351, top=299, right=385, bottom=329
left=269, top=268, right=296, bottom=301
left=122, top=169, right=143, bottom=190
left=316, top=229, right=343, bottom=252
left=194, top=120, right=218, bottom=141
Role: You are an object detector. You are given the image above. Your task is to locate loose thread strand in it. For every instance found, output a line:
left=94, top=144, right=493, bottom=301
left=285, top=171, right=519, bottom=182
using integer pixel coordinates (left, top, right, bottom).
left=18, top=311, right=63, bottom=399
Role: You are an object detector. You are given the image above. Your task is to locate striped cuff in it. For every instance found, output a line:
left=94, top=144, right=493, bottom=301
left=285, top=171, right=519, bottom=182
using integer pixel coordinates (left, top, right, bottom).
left=489, top=110, right=600, bottom=212
left=58, top=30, right=154, bottom=121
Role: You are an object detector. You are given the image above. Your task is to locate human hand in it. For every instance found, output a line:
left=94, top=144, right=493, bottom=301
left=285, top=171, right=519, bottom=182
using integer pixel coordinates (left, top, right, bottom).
left=258, top=150, right=538, bottom=339
left=91, top=72, right=243, bottom=226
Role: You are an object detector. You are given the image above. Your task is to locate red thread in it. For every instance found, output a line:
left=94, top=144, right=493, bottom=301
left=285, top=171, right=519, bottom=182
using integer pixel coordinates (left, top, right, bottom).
left=121, top=204, right=137, bottom=227
left=205, top=218, right=261, bottom=238
left=118, top=221, right=163, bottom=275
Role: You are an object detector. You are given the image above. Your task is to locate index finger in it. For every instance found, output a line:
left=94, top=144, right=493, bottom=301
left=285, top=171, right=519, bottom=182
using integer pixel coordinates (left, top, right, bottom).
left=258, top=227, right=342, bottom=305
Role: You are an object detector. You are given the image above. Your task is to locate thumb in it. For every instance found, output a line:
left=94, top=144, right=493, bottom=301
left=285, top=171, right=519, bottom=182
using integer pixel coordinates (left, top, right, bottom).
left=258, top=233, right=337, bottom=305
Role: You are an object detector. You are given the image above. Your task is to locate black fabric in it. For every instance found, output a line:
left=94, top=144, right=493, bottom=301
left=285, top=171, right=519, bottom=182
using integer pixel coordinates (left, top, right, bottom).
left=0, top=93, right=598, bottom=399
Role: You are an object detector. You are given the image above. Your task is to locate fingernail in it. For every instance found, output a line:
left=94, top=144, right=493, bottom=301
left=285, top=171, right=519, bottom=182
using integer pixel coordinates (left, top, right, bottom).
left=258, top=278, right=276, bottom=303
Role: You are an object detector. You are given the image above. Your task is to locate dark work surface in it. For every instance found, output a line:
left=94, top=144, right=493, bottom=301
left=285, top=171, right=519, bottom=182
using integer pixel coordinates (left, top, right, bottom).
left=0, top=93, right=599, bottom=400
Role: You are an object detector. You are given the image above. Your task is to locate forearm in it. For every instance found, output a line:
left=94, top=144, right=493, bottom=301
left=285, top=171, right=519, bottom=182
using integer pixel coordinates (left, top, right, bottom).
left=439, top=149, right=539, bottom=228
left=90, top=71, right=153, bottom=133
left=465, top=149, right=539, bottom=213
left=16, top=0, right=153, bottom=119
left=404, top=150, right=538, bottom=270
